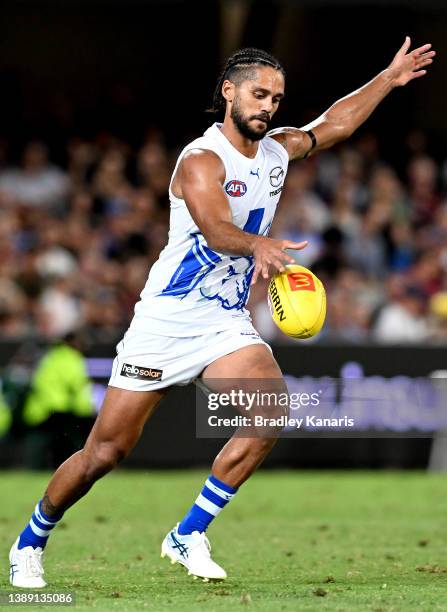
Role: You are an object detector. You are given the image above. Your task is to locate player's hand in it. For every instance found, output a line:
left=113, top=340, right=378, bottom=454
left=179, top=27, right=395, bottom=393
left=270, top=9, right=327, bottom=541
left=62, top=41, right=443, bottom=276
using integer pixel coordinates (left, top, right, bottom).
left=250, top=236, right=308, bottom=285
left=387, top=36, right=435, bottom=86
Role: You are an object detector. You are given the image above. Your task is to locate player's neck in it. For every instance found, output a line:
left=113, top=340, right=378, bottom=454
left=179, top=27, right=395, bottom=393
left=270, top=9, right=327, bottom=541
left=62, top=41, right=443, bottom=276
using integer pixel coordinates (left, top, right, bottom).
left=219, top=120, right=259, bottom=159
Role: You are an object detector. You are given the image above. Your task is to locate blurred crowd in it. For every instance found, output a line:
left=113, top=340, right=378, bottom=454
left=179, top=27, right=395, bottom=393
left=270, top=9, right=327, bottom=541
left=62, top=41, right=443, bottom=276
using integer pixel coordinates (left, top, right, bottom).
left=1, top=128, right=447, bottom=345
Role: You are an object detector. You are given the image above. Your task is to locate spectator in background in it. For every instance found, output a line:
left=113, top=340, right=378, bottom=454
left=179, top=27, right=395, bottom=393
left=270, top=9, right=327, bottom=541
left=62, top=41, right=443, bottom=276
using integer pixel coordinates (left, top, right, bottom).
left=0, top=127, right=445, bottom=344
left=372, top=285, right=429, bottom=343
left=0, top=389, right=11, bottom=440
left=137, top=139, right=171, bottom=198
left=271, top=164, right=328, bottom=267
left=345, top=206, right=388, bottom=279
left=37, top=276, right=82, bottom=338
left=407, top=155, right=441, bottom=226
left=312, top=226, right=346, bottom=280
left=389, top=221, right=415, bottom=271
left=329, top=175, right=361, bottom=237
left=323, top=267, right=381, bottom=343
left=0, top=278, right=29, bottom=338
left=21, top=331, right=94, bottom=469
left=0, top=142, right=70, bottom=211
left=429, top=292, right=447, bottom=342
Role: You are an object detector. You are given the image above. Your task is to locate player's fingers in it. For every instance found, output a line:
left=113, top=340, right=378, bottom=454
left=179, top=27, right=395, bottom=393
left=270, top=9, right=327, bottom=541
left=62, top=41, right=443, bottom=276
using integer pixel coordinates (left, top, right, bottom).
left=261, top=262, right=270, bottom=279
left=413, top=43, right=432, bottom=56
left=398, top=35, right=411, bottom=55
left=419, top=50, right=436, bottom=59
left=277, top=251, right=296, bottom=264
left=411, top=70, right=427, bottom=79
left=416, top=58, right=433, bottom=68
left=271, top=257, right=286, bottom=273
left=273, top=249, right=296, bottom=263
left=251, top=263, right=261, bottom=285
left=415, top=56, right=434, bottom=68
left=281, top=240, right=308, bottom=251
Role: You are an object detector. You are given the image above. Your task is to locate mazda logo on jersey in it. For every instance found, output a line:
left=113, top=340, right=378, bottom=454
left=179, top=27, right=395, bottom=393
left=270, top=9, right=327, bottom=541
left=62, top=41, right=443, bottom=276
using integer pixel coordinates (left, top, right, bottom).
left=225, top=180, right=247, bottom=197
left=269, top=166, right=285, bottom=188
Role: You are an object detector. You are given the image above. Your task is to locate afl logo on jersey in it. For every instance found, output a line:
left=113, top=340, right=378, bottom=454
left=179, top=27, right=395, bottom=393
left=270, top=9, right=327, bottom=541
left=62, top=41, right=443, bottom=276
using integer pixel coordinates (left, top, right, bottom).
left=225, top=180, right=247, bottom=197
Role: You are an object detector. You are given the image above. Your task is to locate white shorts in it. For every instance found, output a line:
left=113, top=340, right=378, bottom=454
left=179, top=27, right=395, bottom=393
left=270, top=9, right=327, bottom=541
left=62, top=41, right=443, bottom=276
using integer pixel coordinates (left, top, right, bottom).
left=108, top=320, right=271, bottom=392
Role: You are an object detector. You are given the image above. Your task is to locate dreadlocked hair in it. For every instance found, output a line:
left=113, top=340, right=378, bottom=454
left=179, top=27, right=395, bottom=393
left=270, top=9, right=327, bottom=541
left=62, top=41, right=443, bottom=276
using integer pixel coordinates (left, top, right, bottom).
left=209, top=48, right=284, bottom=115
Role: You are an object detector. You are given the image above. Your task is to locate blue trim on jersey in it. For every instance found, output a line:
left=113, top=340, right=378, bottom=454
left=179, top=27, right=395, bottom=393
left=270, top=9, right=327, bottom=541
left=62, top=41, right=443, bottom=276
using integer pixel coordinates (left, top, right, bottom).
left=158, top=209, right=266, bottom=311
left=242, top=208, right=264, bottom=234
left=159, top=233, right=221, bottom=298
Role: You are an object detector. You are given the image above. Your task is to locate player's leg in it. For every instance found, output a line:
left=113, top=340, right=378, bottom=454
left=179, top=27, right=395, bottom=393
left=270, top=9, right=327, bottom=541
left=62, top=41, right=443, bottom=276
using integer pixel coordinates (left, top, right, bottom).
left=42, top=386, right=168, bottom=511
left=179, top=345, right=283, bottom=528
left=162, top=344, right=285, bottom=580
left=204, top=344, right=284, bottom=487
left=10, top=386, right=168, bottom=588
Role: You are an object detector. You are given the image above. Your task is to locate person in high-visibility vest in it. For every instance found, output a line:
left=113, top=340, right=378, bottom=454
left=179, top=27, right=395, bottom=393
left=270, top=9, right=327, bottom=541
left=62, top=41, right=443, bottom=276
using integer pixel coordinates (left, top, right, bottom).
left=0, top=394, right=11, bottom=438
left=22, top=332, right=94, bottom=468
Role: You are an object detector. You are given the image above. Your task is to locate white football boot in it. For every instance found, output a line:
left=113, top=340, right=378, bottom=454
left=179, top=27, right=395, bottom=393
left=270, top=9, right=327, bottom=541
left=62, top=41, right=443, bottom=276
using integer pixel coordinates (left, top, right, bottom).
left=9, top=537, right=46, bottom=588
left=161, top=524, right=227, bottom=581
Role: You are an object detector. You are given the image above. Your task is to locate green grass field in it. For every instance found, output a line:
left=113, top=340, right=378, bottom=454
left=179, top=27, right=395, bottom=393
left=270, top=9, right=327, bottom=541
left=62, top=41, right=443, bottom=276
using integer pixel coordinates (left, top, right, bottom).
left=1, top=471, right=447, bottom=611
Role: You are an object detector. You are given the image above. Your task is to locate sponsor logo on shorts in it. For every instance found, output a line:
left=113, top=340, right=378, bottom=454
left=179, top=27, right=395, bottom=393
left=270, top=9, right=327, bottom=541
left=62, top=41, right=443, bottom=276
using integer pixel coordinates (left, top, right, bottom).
left=287, top=272, right=316, bottom=292
left=120, top=363, right=163, bottom=381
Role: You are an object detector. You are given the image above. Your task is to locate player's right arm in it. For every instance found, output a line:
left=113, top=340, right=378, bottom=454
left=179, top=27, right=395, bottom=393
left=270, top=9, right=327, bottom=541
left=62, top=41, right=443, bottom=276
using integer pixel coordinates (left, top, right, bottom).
left=175, top=149, right=307, bottom=285
left=269, top=37, right=435, bottom=160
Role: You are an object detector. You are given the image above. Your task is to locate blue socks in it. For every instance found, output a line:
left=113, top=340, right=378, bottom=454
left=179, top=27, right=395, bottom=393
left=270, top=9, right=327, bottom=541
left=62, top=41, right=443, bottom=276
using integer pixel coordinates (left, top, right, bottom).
left=18, top=479, right=237, bottom=549
left=178, top=475, right=238, bottom=535
left=18, top=500, right=63, bottom=550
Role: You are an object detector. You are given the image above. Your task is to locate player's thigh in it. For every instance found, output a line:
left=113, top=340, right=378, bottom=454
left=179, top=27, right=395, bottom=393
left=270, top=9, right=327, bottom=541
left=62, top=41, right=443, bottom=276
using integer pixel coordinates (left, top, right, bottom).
left=84, top=386, right=169, bottom=452
left=201, top=344, right=282, bottom=380
left=201, top=344, right=288, bottom=427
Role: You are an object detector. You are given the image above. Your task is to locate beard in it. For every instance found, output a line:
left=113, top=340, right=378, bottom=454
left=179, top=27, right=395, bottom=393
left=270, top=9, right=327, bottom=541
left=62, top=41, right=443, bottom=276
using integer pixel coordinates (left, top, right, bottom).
left=230, top=97, right=270, bottom=141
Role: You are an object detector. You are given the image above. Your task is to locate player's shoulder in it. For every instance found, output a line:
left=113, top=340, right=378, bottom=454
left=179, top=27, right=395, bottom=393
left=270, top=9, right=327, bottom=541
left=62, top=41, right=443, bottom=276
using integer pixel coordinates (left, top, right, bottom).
left=173, top=126, right=227, bottom=188
left=178, top=148, right=225, bottom=182
left=180, top=126, right=226, bottom=168
left=264, top=128, right=295, bottom=164
left=267, top=126, right=305, bottom=147
left=181, top=147, right=223, bottom=167
left=267, top=127, right=311, bottom=161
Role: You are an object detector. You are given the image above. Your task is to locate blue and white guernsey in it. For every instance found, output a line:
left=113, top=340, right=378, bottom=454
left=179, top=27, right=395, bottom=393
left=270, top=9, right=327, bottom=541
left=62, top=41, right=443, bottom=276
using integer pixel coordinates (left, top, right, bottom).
left=132, top=123, right=289, bottom=336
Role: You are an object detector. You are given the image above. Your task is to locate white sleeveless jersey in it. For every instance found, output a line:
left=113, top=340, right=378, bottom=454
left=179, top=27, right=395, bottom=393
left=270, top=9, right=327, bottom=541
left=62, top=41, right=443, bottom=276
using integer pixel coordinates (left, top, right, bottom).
left=131, top=122, right=289, bottom=336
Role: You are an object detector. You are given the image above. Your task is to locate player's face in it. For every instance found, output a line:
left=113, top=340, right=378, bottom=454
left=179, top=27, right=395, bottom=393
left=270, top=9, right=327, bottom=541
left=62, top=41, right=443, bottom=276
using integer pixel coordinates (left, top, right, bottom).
left=230, top=67, right=285, bottom=141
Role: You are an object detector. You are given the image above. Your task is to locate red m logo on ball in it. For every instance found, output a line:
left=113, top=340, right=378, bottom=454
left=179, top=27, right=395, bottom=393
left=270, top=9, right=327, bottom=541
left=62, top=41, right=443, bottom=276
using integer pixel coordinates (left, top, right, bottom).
left=287, top=272, right=316, bottom=292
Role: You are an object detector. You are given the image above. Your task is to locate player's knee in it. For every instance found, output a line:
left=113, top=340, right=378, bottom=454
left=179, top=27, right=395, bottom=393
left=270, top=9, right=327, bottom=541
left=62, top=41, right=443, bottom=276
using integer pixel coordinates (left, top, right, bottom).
left=84, top=441, right=129, bottom=480
left=224, top=437, right=276, bottom=467
left=253, top=436, right=278, bottom=455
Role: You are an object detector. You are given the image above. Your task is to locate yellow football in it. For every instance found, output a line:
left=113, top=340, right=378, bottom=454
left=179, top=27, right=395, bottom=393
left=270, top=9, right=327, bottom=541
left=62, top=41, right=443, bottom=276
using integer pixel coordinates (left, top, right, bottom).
left=268, top=265, right=326, bottom=339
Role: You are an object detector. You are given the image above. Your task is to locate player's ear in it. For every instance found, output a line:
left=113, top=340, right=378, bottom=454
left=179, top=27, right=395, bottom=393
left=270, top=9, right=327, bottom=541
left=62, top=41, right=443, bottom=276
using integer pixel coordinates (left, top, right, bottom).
left=222, top=79, right=235, bottom=104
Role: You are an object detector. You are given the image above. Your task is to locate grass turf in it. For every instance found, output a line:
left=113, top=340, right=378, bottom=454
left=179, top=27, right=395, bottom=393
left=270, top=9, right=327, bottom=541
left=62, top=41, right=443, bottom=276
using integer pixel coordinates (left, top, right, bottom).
left=1, top=470, right=447, bottom=611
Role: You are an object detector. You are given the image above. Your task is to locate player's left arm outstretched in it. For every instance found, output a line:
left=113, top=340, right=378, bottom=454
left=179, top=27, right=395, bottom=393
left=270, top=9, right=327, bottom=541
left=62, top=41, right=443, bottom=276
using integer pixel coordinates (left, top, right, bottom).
left=269, top=37, right=436, bottom=160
